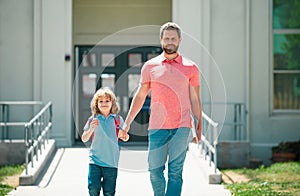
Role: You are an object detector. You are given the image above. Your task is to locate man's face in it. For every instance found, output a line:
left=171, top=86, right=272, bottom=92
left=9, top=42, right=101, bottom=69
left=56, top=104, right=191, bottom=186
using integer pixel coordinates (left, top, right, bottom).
left=160, top=30, right=181, bottom=55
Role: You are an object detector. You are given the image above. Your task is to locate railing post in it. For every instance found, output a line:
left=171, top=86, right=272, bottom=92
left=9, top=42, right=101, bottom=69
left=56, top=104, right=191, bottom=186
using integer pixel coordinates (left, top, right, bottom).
left=1, top=105, right=4, bottom=141
left=25, top=125, right=29, bottom=175
left=213, top=126, right=218, bottom=173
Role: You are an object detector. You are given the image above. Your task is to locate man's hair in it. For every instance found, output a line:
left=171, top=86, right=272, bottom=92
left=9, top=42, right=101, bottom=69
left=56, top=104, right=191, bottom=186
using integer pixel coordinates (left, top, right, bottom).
left=160, top=22, right=182, bottom=38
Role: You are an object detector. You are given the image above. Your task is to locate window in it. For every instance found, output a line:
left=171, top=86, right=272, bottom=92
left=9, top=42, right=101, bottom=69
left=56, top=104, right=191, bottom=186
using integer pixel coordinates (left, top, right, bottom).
left=128, top=74, right=140, bottom=97
left=82, top=73, right=97, bottom=98
left=128, top=53, right=142, bottom=67
left=101, top=53, right=115, bottom=67
left=100, top=74, right=115, bottom=90
left=272, top=0, right=300, bottom=111
left=82, top=51, right=96, bottom=67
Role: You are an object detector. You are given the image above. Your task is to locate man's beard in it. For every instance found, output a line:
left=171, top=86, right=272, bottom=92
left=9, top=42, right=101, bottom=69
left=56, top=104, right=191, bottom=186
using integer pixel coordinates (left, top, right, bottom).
left=162, top=44, right=178, bottom=54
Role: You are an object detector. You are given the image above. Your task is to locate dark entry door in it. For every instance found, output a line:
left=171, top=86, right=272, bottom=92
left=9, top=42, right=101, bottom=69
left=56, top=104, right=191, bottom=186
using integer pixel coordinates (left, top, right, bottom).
left=74, top=45, right=162, bottom=142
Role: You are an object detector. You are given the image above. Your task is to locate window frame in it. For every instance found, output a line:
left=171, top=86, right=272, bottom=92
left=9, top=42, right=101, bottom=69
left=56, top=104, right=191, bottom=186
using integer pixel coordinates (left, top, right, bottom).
left=270, top=0, right=300, bottom=114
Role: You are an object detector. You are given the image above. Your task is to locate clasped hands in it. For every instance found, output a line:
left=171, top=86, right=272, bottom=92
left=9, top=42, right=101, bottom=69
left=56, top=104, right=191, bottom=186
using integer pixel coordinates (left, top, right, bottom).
left=118, top=124, right=130, bottom=142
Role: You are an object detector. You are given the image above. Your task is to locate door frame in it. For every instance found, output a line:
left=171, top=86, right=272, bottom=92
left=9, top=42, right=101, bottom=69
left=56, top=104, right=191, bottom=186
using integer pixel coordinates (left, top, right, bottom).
left=73, top=45, right=162, bottom=142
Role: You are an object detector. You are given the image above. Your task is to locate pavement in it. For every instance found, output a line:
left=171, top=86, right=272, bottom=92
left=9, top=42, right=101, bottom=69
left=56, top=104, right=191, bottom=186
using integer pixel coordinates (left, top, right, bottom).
left=8, top=144, right=232, bottom=196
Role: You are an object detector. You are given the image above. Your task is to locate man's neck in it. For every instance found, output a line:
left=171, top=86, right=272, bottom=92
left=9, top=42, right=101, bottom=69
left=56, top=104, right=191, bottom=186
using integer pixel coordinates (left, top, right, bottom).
left=164, top=52, right=179, bottom=61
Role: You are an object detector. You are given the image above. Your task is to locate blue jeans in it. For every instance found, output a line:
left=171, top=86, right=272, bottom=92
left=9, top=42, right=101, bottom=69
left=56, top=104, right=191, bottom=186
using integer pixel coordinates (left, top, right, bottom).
left=148, top=127, right=191, bottom=196
left=88, top=164, right=118, bottom=196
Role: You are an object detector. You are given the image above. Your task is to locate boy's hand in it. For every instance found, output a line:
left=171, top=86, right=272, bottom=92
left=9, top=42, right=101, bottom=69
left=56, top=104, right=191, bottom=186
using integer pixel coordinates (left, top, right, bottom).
left=90, top=118, right=99, bottom=131
left=118, top=129, right=129, bottom=142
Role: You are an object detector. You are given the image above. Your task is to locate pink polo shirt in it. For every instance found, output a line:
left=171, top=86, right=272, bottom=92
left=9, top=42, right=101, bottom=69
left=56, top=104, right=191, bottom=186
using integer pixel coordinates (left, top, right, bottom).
left=140, top=53, right=200, bottom=130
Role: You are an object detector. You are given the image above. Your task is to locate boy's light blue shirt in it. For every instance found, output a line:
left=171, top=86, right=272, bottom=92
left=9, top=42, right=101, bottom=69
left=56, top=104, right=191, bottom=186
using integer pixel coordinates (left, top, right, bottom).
left=83, top=114, right=124, bottom=168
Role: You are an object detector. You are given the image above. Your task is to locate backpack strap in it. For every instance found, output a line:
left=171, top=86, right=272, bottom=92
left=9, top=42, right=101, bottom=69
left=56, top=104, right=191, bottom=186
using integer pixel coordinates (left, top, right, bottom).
left=114, top=114, right=122, bottom=142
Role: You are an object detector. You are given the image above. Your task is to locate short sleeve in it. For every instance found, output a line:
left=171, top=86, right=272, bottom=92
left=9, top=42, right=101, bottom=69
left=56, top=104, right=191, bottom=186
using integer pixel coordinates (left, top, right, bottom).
left=190, top=65, right=200, bottom=86
left=140, top=63, right=151, bottom=85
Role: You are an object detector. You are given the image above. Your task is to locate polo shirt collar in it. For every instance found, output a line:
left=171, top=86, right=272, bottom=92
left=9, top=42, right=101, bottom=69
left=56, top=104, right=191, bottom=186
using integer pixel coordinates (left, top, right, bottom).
left=161, top=52, right=182, bottom=64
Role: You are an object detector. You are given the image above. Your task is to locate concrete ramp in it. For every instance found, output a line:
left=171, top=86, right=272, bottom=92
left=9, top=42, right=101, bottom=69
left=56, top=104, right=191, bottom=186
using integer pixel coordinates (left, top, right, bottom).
left=9, top=145, right=231, bottom=196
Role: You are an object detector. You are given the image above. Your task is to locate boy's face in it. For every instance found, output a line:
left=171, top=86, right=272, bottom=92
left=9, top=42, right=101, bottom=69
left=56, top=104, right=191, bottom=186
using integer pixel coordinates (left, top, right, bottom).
left=97, top=96, right=112, bottom=114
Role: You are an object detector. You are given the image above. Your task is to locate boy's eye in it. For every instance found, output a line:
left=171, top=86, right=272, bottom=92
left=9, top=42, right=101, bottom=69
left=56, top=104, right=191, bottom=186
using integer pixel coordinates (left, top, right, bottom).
left=99, top=100, right=111, bottom=103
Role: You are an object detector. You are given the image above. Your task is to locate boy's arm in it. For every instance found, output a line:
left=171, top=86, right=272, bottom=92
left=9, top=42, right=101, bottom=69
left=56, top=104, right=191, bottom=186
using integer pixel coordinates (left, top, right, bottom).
left=81, top=118, right=99, bottom=142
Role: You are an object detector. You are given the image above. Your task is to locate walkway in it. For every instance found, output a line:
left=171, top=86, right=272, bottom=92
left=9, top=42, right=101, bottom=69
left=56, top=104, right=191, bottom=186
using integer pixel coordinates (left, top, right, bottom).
left=8, top=145, right=231, bottom=196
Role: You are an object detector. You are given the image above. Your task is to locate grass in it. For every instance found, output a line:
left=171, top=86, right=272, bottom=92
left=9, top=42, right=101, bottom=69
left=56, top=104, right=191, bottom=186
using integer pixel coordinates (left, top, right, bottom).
left=0, top=165, right=24, bottom=196
left=222, top=162, right=300, bottom=196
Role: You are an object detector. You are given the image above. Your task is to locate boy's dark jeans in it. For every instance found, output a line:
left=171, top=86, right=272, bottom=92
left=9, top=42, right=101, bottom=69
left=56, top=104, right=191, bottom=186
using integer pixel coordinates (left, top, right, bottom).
left=88, top=164, right=118, bottom=196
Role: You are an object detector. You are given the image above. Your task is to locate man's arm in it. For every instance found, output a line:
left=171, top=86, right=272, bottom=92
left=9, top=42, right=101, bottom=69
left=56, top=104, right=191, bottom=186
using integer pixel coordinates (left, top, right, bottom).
left=190, top=85, right=202, bottom=142
left=122, top=83, right=150, bottom=133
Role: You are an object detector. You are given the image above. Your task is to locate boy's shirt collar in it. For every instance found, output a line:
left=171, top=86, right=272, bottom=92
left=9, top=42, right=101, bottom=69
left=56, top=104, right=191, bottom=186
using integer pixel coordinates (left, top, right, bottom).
left=94, top=113, right=117, bottom=119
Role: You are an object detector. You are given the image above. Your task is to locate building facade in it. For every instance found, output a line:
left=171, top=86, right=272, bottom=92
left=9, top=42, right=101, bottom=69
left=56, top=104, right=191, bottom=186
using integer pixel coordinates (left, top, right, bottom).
left=1, top=0, right=299, bottom=166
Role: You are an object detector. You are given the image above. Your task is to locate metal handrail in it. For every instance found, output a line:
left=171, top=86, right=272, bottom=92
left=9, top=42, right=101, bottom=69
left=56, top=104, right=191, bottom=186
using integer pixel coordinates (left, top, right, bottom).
left=202, top=102, right=248, bottom=141
left=24, top=102, right=52, bottom=174
left=0, top=101, right=43, bottom=141
left=200, top=111, right=219, bottom=173
left=0, top=101, right=52, bottom=174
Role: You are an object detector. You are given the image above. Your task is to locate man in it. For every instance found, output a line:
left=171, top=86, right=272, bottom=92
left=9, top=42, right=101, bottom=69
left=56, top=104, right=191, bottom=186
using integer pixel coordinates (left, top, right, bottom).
left=119, top=22, right=202, bottom=196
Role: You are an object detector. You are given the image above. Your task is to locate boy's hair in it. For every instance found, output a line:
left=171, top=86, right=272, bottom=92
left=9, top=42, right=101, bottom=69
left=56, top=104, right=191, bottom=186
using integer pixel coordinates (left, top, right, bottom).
left=160, top=22, right=182, bottom=38
left=90, top=87, right=120, bottom=115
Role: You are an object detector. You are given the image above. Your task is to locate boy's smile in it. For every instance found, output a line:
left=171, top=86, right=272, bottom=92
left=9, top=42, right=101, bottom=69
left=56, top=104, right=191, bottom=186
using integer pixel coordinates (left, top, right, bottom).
left=98, top=97, right=112, bottom=116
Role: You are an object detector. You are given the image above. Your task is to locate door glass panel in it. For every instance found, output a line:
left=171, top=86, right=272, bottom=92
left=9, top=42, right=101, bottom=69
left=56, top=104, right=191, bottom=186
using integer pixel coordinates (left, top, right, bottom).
left=101, top=53, right=115, bottom=67
left=129, top=53, right=142, bottom=67
left=147, top=53, right=160, bottom=60
left=82, top=73, right=97, bottom=98
left=82, top=52, right=96, bottom=67
left=128, top=74, right=140, bottom=97
left=101, top=74, right=115, bottom=90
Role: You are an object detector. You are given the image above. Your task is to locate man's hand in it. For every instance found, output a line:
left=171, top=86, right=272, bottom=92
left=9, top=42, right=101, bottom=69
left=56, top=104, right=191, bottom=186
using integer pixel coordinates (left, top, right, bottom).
left=193, top=122, right=202, bottom=144
left=196, top=120, right=202, bottom=141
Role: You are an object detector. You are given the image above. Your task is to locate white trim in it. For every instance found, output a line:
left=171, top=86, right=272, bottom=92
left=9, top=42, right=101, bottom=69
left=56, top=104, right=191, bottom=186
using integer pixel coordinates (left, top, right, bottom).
left=273, top=70, right=300, bottom=74
left=273, top=29, right=300, bottom=34
left=33, top=0, right=42, bottom=103
left=270, top=0, right=275, bottom=116
left=246, top=0, right=250, bottom=142
left=64, top=0, right=73, bottom=143
left=75, top=47, right=79, bottom=140
left=250, top=143, right=278, bottom=147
